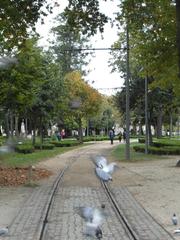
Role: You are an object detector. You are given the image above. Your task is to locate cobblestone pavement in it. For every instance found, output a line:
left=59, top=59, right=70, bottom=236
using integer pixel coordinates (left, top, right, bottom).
left=3, top=185, right=175, bottom=240
left=43, top=186, right=134, bottom=240
left=1, top=142, right=176, bottom=240
left=111, top=187, right=175, bottom=240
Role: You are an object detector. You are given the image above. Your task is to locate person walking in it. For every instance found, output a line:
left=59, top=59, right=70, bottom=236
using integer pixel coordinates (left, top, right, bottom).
left=123, top=131, right=126, bottom=142
left=118, top=131, right=122, bottom=142
left=109, top=129, right=114, bottom=145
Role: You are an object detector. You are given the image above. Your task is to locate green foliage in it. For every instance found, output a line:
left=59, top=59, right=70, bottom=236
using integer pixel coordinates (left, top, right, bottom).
left=0, top=0, right=57, bottom=51
left=113, top=1, right=180, bottom=96
left=51, top=12, right=91, bottom=76
left=134, top=138, right=180, bottom=155
left=64, top=0, right=108, bottom=36
left=51, top=140, right=81, bottom=147
left=34, top=143, right=54, bottom=150
left=112, top=142, right=166, bottom=161
left=15, top=144, right=34, bottom=154
left=133, top=145, right=180, bottom=155
left=0, top=145, right=81, bottom=167
left=138, top=138, right=145, bottom=143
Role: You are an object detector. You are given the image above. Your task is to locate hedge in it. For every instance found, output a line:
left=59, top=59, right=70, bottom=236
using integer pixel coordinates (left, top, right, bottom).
left=51, top=140, right=81, bottom=147
left=15, top=144, right=34, bottom=154
left=34, top=143, right=54, bottom=150
left=133, top=145, right=180, bottom=155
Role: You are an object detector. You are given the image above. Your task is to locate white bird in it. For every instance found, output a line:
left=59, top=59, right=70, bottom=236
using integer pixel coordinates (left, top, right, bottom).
left=93, top=155, right=119, bottom=173
left=75, top=207, right=105, bottom=239
left=95, top=167, right=112, bottom=181
left=174, top=229, right=180, bottom=234
left=92, top=155, right=119, bottom=181
left=0, top=226, right=8, bottom=236
left=172, top=213, right=178, bottom=225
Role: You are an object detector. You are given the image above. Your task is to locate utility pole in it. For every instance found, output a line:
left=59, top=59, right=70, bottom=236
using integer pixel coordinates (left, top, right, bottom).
left=125, top=20, right=130, bottom=160
left=145, top=75, right=149, bottom=154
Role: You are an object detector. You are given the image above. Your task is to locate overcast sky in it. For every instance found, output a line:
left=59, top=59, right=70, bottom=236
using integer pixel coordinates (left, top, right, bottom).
left=36, top=0, right=124, bottom=95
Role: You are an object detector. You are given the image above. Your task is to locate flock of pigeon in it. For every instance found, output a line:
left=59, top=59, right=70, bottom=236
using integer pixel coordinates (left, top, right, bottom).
left=0, top=155, right=117, bottom=239
left=75, top=155, right=119, bottom=239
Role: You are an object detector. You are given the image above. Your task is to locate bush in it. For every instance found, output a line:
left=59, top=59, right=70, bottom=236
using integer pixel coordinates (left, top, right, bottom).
left=138, top=138, right=145, bottom=143
left=83, top=136, right=116, bottom=142
left=51, top=140, right=81, bottom=147
left=15, top=144, right=34, bottom=154
left=34, top=143, right=54, bottom=150
left=133, top=145, right=180, bottom=155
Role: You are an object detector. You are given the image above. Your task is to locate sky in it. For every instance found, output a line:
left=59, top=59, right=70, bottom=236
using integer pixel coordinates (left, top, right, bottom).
left=36, top=0, right=124, bottom=95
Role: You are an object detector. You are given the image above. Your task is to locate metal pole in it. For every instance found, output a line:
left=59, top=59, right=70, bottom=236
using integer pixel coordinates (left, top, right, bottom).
left=125, top=20, right=130, bottom=160
left=145, top=75, right=149, bottom=154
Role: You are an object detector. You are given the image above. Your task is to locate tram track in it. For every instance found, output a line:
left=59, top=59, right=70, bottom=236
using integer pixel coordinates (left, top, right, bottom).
left=101, top=181, right=139, bottom=240
left=6, top=146, right=176, bottom=240
left=38, top=154, right=140, bottom=240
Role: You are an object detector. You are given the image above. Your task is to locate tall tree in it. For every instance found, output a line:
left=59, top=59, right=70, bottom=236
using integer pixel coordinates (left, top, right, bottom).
left=63, top=71, right=102, bottom=141
left=0, top=1, right=60, bottom=51
left=51, top=12, right=92, bottom=76
left=113, top=0, right=179, bottom=96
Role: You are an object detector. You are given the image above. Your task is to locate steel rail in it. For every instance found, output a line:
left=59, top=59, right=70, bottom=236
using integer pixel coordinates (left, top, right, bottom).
left=37, top=156, right=79, bottom=240
left=101, top=181, right=140, bottom=240
left=38, top=167, right=68, bottom=240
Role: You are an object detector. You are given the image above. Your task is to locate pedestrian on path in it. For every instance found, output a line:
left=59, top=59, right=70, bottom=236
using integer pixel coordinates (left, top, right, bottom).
left=109, top=129, right=114, bottom=145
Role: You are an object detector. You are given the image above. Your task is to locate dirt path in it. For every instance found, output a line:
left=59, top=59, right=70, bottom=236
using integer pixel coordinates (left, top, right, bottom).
left=0, top=140, right=179, bottom=238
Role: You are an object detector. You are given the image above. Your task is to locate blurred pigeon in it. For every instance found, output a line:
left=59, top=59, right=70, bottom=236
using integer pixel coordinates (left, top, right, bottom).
left=0, top=226, right=8, bottom=236
left=92, top=155, right=119, bottom=181
left=95, top=167, right=112, bottom=181
left=0, top=138, right=16, bottom=154
left=92, top=155, right=107, bottom=168
left=75, top=207, right=106, bottom=239
left=92, top=155, right=119, bottom=174
left=172, top=213, right=178, bottom=225
left=0, top=56, right=17, bottom=69
left=174, top=229, right=180, bottom=234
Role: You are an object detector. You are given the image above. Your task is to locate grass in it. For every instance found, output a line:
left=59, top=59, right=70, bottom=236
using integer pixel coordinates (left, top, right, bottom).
left=111, top=143, right=170, bottom=162
left=0, top=145, right=82, bottom=168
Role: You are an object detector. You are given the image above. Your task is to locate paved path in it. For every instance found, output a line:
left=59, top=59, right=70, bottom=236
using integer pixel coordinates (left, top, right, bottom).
left=4, top=186, right=175, bottom=240
left=2, top=142, right=176, bottom=239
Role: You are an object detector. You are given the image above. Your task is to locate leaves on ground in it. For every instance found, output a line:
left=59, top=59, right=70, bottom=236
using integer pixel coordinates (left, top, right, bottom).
left=0, top=167, right=52, bottom=186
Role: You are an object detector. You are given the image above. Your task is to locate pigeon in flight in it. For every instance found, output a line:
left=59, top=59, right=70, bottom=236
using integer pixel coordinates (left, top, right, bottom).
left=95, top=167, right=112, bottom=181
left=0, top=137, right=18, bottom=154
left=0, top=226, right=8, bottom=236
left=172, top=213, right=178, bottom=225
left=75, top=206, right=106, bottom=239
left=92, top=155, right=119, bottom=181
left=174, top=229, right=180, bottom=234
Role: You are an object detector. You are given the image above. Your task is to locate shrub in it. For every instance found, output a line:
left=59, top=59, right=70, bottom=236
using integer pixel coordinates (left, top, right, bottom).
left=34, top=143, right=54, bottom=150
left=51, top=140, right=81, bottom=147
left=15, top=144, right=34, bottom=154
left=138, top=138, right=145, bottom=143
left=133, top=145, right=180, bottom=155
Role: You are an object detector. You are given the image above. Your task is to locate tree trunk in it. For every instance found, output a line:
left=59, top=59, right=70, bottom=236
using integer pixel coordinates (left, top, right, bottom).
left=10, top=111, right=14, bottom=137
left=169, top=112, right=173, bottom=138
left=32, top=120, right=36, bottom=145
left=156, top=107, right=163, bottom=138
left=15, top=115, right=19, bottom=137
left=5, top=112, right=10, bottom=138
left=78, top=117, right=83, bottom=143
left=86, top=119, right=89, bottom=136
left=40, top=116, right=43, bottom=149
left=148, top=122, right=153, bottom=145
